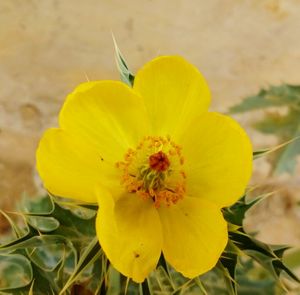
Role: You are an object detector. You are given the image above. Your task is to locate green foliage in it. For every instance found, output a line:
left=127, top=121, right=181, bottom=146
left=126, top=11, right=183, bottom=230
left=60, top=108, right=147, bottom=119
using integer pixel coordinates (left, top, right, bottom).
left=230, top=84, right=300, bottom=174
left=222, top=195, right=261, bottom=227
left=112, top=34, right=135, bottom=87
left=0, top=193, right=298, bottom=294
left=0, top=254, right=33, bottom=291
left=0, top=196, right=102, bottom=295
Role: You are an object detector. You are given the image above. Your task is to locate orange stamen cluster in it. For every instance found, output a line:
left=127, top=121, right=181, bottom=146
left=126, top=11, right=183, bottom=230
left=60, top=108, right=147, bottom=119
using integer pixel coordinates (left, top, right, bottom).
left=116, top=136, right=186, bottom=208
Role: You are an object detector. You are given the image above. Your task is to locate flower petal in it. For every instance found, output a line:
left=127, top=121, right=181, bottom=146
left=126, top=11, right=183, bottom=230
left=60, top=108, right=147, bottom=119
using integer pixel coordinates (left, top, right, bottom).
left=158, top=197, right=227, bottom=278
left=59, top=81, right=150, bottom=162
left=181, top=112, right=252, bottom=207
left=133, top=56, right=210, bottom=138
left=96, top=191, right=163, bottom=283
left=36, top=128, right=117, bottom=203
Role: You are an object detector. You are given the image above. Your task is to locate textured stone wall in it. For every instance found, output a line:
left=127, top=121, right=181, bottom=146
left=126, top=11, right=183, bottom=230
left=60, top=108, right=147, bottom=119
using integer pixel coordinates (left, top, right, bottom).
left=0, top=0, right=300, bottom=239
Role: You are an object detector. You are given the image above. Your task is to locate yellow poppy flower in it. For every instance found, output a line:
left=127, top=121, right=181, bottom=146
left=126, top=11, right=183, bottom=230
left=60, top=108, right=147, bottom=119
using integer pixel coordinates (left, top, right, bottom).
left=36, top=56, right=252, bottom=283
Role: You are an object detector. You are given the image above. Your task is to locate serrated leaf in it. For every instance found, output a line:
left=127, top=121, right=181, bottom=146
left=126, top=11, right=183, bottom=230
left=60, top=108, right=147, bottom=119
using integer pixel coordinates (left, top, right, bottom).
left=230, top=84, right=300, bottom=174
left=272, top=246, right=291, bottom=259
left=229, top=84, right=300, bottom=113
left=230, top=230, right=276, bottom=258
left=222, top=195, right=261, bottom=226
left=229, top=229, right=299, bottom=284
left=0, top=254, right=33, bottom=290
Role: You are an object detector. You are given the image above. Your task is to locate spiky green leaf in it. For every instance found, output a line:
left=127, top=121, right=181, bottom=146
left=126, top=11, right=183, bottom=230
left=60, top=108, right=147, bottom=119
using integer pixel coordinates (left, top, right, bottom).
left=230, top=84, right=300, bottom=174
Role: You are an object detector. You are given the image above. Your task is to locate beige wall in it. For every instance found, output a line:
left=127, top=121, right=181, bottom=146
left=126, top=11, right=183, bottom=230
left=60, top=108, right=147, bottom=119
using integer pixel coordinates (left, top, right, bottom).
left=0, top=0, right=300, bottom=237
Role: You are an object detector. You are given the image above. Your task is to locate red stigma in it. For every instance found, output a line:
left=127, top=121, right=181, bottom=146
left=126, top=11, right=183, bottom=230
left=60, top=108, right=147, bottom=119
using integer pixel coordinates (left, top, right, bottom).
left=149, top=151, right=170, bottom=172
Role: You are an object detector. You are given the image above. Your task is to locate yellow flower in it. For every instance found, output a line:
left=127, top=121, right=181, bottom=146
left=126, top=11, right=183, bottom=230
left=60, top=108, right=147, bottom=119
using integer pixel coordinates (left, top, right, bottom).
left=36, top=56, right=252, bottom=282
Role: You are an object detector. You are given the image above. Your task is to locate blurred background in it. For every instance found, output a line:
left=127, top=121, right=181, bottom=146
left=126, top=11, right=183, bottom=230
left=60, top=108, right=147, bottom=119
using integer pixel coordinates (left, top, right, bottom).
left=0, top=0, right=300, bottom=245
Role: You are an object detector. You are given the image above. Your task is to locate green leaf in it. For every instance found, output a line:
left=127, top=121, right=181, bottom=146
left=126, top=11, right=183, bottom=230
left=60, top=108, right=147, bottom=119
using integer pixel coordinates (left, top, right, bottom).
left=0, top=235, right=75, bottom=259
left=59, top=237, right=102, bottom=295
left=112, top=33, right=134, bottom=86
left=230, top=84, right=300, bottom=174
left=21, top=195, right=54, bottom=215
left=51, top=201, right=97, bottom=241
left=86, top=255, right=108, bottom=294
left=273, top=129, right=300, bottom=175
left=222, top=195, right=261, bottom=226
left=253, top=137, right=299, bottom=161
left=147, top=264, right=208, bottom=295
left=30, top=263, right=60, bottom=295
left=0, top=195, right=104, bottom=294
left=229, top=229, right=300, bottom=284
left=217, top=262, right=237, bottom=295
left=220, top=251, right=238, bottom=294
left=106, top=266, right=122, bottom=295
left=53, top=198, right=97, bottom=220
left=54, top=247, right=67, bottom=290
left=229, top=84, right=300, bottom=113
left=0, top=254, right=33, bottom=290
left=27, top=243, right=64, bottom=271
left=26, top=216, right=60, bottom=233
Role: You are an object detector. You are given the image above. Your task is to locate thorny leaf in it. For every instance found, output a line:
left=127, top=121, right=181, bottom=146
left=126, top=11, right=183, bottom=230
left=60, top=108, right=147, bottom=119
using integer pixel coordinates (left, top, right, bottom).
left=230, top=84, right=300, bottom=174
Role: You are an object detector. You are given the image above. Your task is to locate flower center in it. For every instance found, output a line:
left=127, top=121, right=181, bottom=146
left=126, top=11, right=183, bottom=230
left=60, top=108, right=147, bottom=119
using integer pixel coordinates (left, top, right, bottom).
left=149, top=151, right=170, bottom=172
left=116, top=136, right=186, bottom=208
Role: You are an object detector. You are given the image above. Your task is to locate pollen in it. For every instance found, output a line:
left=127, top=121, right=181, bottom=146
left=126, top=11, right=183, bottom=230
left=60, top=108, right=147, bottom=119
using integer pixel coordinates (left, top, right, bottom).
left=116, top=136, right=186, bottom=208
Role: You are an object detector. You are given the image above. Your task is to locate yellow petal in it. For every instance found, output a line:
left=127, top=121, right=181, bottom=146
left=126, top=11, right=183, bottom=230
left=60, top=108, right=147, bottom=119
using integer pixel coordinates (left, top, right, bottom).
left=59, top=81, right=150, bottom=162
left=133, top=56, right=210, bottom=138
left=36, top=128, right=117, bottom=203
left=96, top=191, right=162, bottom=283
left=181, top=112, right=252, bottom=207
left=158, top=197, right=227, bottom=278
